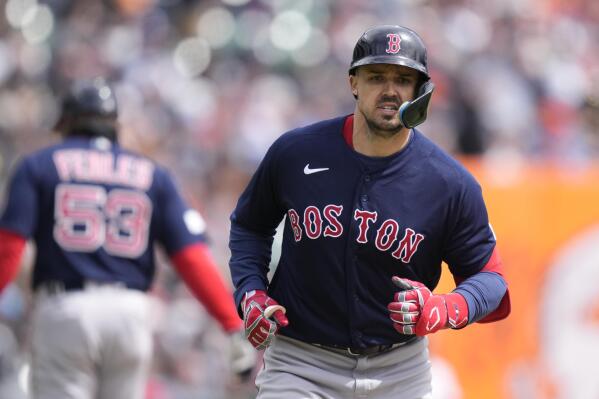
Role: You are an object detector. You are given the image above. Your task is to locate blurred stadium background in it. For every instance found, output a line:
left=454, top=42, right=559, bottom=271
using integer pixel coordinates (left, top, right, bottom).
left=0, top=0, right=598, bottom=398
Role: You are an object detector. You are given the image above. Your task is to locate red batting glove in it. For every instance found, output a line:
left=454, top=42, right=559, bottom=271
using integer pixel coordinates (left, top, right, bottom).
left=387, top=276, right=468, bottom=336
left=242, top=290, right=288, bottom=350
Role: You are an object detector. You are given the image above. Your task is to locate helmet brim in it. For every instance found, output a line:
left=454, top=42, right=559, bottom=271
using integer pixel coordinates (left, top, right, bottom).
left=349, top=55, right=429, bottom=78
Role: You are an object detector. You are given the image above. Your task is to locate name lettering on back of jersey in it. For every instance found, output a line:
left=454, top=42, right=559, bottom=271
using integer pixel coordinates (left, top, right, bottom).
left=287, top=205, right=424, bottom=264
left=53, top=149, right=154, bottom=190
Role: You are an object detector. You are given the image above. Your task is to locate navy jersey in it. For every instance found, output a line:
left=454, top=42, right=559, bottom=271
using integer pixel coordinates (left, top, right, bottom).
left=0, top=137, right=206, bottom=291
left=230, top=115, right=496, bottom=348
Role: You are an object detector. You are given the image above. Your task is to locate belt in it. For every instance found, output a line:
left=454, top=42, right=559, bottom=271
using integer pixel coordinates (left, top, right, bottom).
left=36, top=280, right=129, bottom=295
left=312, top=337, right=418, bottom=357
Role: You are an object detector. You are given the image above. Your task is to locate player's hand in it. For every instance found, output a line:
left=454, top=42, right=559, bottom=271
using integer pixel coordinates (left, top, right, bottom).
left=387, top=276, right=468, bottom=336
left=242, top=290, right=288, bottom=350
left=229, top=328, right=257, bottom=381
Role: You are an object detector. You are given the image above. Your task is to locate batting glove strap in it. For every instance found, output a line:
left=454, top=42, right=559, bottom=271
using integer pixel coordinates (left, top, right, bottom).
left=242, top=290, right=288, bottom=350
left=412, top=293, right=467, bottom=335
left=444, top=292, right=469, bottom=330
left=388, top=279, right=469, bottom=336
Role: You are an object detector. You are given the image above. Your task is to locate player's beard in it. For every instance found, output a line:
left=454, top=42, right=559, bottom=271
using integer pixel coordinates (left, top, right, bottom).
left=359, top=95, right=405, bottom=138
left=364, top=114, right=403, bottom=138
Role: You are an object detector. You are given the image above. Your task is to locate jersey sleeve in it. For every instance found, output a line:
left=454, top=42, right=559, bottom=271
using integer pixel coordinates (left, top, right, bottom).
left=0, top=158, right=39, bottom=238
left=443, top=172, right=496, bottom=277
left=153, top=169, right=206, bottom=255
left=229, top=138, right=287, bottom=309
left=230, top=139, right=286, bottom=234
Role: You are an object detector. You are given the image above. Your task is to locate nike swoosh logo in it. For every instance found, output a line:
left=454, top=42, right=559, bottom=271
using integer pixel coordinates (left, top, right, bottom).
left=304, top=164, right=330, bottom=175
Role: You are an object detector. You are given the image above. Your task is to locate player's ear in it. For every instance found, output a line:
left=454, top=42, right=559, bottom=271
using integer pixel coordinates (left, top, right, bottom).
left=349, top=75, right=358, bottom=100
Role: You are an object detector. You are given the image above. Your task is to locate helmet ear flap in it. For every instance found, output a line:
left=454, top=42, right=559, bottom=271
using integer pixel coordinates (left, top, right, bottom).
left=399, top=81, right=435, bottom=129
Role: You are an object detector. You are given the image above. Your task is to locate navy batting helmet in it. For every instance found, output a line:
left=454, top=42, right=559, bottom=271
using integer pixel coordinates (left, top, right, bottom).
left=54, top=77, right=118, bottom=140
left=349, top=25, right=434, bottom=129
left=349, top=25, right=429, bottom=78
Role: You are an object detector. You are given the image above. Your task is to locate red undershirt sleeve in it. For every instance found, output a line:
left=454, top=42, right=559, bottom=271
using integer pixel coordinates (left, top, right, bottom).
left=0, top=229, right=26, bottom=293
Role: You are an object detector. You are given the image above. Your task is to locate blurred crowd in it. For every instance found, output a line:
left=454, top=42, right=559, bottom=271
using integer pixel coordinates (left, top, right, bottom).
left=0, top=0, right=597, bottom=398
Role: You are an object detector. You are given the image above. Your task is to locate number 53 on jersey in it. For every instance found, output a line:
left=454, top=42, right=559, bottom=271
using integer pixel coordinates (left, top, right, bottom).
left=54, top=183, right=152, bottom=258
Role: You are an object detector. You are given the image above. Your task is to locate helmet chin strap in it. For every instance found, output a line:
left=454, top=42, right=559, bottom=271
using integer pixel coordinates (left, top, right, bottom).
left=398, top=81, right=435, bottom=129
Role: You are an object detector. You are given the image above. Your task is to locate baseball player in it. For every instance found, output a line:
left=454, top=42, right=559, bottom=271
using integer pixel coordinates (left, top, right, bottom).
left=229, top=25, right=511, bottom=398
left=0, top=78, right=255, bottom=399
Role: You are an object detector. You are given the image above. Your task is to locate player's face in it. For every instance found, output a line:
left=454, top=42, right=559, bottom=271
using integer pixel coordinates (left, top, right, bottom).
left=350, top=64, right=420, bottom=137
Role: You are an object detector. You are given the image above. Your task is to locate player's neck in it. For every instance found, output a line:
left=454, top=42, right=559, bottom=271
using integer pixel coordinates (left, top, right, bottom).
left=352, top=112, right=411, bottom=157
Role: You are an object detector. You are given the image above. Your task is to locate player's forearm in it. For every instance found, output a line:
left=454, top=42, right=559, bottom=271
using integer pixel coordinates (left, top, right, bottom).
left=171, top=243, right=242, bottom=332
left=453, top=271, right=508, bottom=323
left=228, top=221, right=274, bottom=312
left=0, top=229, right=26, bottom=293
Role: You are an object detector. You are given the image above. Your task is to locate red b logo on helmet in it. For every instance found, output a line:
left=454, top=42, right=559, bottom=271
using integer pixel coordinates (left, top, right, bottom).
left=386, top=33, right=401, bottom=54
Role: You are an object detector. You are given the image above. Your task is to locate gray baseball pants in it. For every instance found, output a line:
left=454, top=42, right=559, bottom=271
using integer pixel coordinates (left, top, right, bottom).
left=30, top=284, right=153, bottom=399
left=256, top=335, right=432, bottom=399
